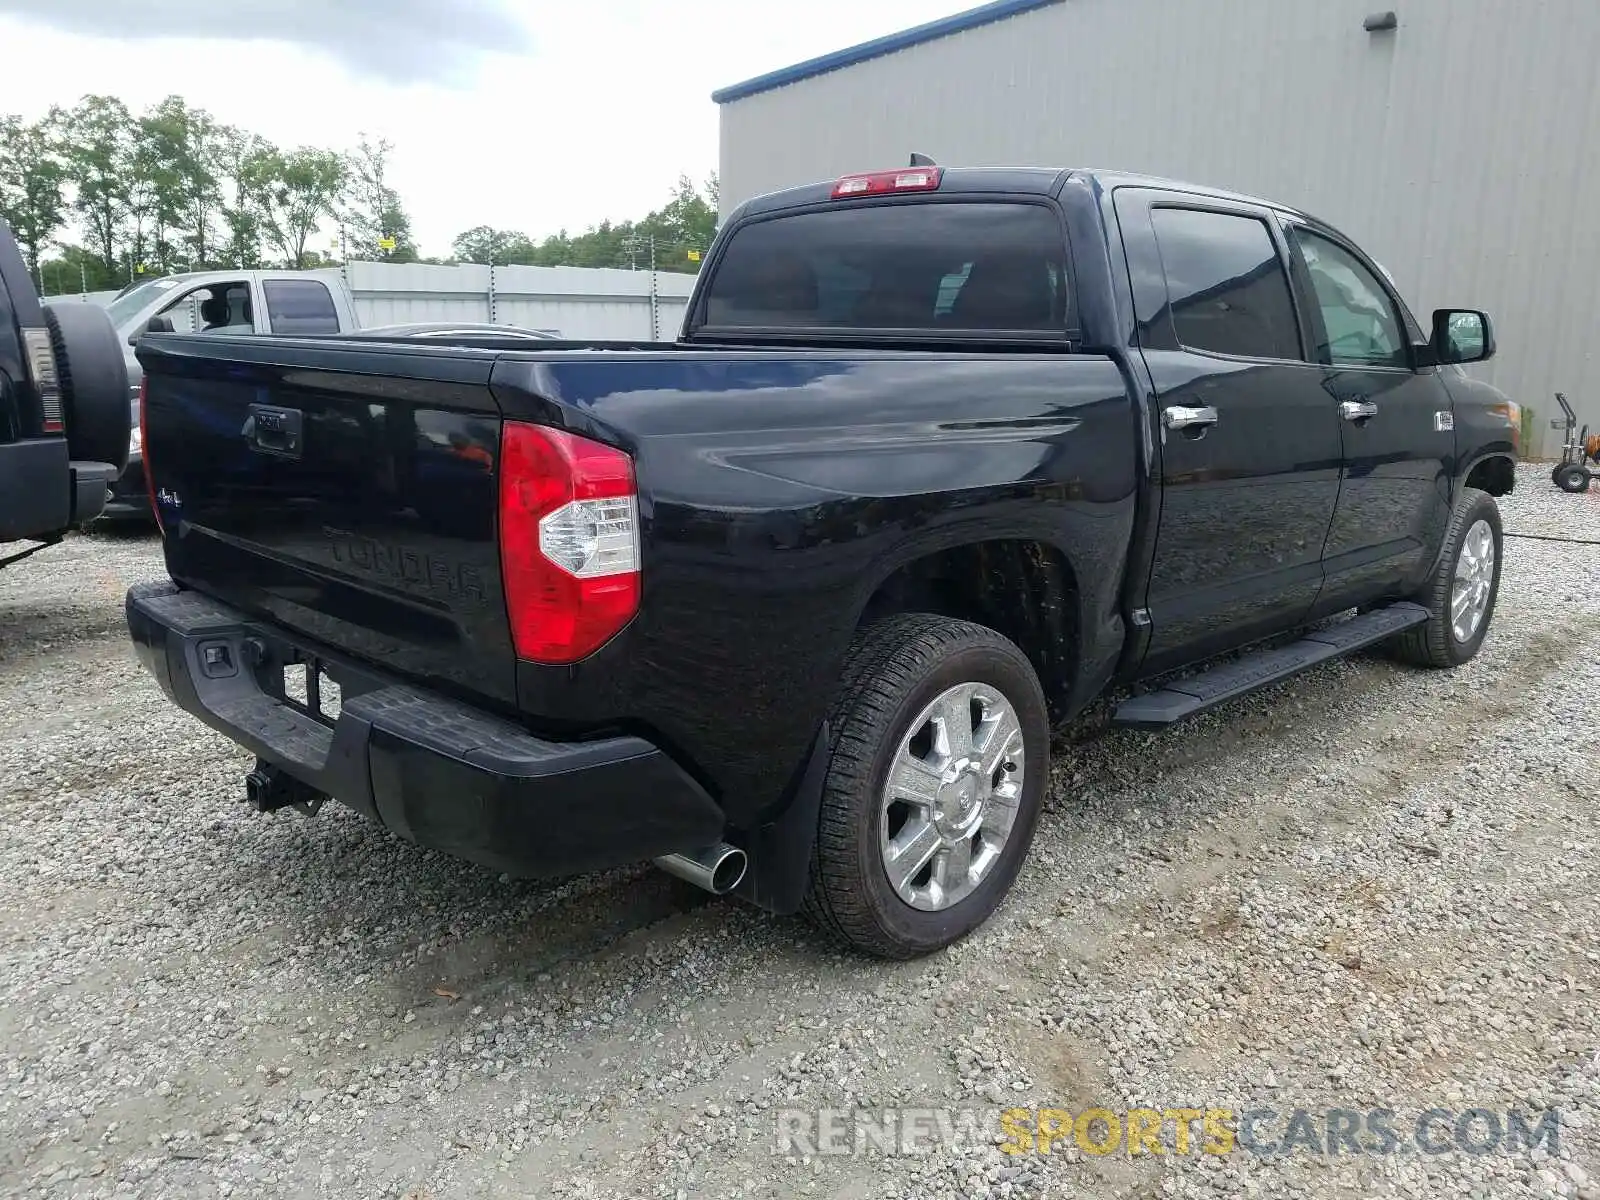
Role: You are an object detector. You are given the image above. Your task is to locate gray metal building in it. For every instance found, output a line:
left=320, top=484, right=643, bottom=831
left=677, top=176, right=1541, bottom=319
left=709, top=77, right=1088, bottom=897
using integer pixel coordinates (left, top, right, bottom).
left=714, top=0, right=1600, bottom=454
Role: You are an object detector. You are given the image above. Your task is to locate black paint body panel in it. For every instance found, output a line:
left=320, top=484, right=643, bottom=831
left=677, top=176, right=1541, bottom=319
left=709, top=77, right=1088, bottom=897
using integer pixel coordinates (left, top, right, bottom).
left=491, top=350, right=1139, bottom=826
left=0, top=215, right=85, bottom=543
left=136, top=336, right=515, bottom=707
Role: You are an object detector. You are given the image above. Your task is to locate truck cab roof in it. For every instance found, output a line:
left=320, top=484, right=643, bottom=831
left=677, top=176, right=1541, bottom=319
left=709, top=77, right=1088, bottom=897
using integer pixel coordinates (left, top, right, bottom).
left=732, top=165, right=1319, bottom=226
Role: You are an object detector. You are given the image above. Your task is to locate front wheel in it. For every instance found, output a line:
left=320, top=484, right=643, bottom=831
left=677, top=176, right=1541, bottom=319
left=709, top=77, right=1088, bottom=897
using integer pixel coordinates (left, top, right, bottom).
left=1554, top=464, right=1592, bottom=493
left=1390, top=487, right=1503, bottom=668
left=804, top=614, right=1050, bottom=959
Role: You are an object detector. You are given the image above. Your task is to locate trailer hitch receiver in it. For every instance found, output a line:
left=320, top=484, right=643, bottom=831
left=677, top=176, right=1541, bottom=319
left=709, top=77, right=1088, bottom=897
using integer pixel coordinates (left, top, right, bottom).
left=244, top=760, right=327, bottom=817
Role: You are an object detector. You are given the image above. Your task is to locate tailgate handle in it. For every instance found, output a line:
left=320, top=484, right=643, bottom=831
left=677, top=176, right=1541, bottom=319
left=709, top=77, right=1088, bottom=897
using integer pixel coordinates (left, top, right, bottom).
left=246, top=404, right=304, bottom=459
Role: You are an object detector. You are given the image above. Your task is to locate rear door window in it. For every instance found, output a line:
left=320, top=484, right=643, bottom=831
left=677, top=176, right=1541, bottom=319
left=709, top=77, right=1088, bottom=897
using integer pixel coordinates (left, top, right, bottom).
left=1150, top=207, right=1303, bottom=361
left=699, top=202, right=1070, bottom=337
left=263, top=280, right=340, bottom=335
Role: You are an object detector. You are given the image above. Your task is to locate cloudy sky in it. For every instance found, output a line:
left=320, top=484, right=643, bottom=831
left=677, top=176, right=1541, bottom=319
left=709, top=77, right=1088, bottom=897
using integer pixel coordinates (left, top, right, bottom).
left=0, top=0, right=970, bottom=257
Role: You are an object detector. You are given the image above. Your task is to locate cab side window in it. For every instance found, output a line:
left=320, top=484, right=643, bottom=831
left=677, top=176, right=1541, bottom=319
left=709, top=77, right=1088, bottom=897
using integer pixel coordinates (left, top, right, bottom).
left=157, top=282, right=254, bottom=334
left=1289, top=228, right=1408, bottom=369
left=1149, top=207, right=1302, bottom=361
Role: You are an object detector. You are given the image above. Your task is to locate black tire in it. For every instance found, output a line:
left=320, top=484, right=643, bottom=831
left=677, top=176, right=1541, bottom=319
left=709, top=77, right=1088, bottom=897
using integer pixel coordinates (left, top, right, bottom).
left=804, top=614, right=1050, bottom=959
left=42, top=302, right=131, bottom=472
left=1554, top=464, right=1592, bottom=494
left=1390, top=487, right=1503, bottom=668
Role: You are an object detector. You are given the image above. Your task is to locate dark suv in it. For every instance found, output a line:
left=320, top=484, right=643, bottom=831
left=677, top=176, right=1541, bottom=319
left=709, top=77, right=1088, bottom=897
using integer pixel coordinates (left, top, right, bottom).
left=0, top=218, right=130, bottom=562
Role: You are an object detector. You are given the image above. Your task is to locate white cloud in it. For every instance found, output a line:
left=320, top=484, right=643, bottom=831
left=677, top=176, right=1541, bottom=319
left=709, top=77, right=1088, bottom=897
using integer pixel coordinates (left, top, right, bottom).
left=0, top=0, right=974, bottom=257
left=0, top=0, right=532, bottom=86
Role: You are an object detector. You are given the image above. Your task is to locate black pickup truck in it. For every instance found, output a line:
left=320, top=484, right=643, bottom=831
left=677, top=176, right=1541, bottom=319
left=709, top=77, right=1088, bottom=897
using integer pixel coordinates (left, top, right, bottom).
left=0, top=218, right=130, bottom=562
left=127, top=166, right=1519, bottom=958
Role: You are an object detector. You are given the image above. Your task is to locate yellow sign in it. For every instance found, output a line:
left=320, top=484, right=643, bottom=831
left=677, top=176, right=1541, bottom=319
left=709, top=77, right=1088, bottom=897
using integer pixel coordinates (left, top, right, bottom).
left=687, top=248, right=701, bottom=262
left=377, top=237, right=397, bottom=252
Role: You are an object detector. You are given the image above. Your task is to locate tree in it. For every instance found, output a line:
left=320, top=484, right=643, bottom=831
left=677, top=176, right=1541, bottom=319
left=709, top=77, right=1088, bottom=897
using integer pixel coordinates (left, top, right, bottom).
left=34, top=241, right=122, bottom=296
left=251, top=148, right=345, bottom=269
left=171, top=101, right=226, bottom=266
left=60, top=95, right=134, bottom=278
left=130, top=96, right=228, bottom=273
left=447, top=176, right=719, bottom=274
left=450, top=224, right=535, bottom=265
left=0, top=110, right=68, bottom=277
left=126, top=118, right=173, bottom=275
left=30, top=93, right=431, bottom=275
left=341, top=136, right=417, bottom=262
left=32, top=90, right=714, bottom=277
left=648, top=173, right=718, bottom=268
left=216, top=126, right=274, bottom=269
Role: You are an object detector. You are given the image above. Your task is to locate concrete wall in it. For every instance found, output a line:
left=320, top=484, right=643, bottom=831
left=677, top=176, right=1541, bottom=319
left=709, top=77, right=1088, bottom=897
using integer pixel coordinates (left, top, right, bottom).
left=718, top=0, right=1600, bottom=454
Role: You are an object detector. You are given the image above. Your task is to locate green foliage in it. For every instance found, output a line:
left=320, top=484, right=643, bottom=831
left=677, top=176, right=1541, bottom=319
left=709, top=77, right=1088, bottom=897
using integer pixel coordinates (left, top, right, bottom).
left=131, top=96, right=230, bottom=270
left=253, top=147, right=347, bottom=270
left=448, top=174, right=719, bottom=273
left=10, top=93, right=402, bottom=291
left=451, top=224, right=537, bottom=265
left=341, top=136, right=417, bottom=264
left=33, top=241, right=122, bottom=294
left=9, top=88, right=715, bottom=295
left=0, top=109, right=68, bottom=276
left=59, top=96, right=133, bottom=276
left=216, top=127, right=274, bottom=270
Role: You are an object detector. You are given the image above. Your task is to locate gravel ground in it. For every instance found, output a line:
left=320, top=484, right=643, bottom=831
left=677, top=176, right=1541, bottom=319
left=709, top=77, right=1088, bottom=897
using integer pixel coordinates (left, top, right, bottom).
left=1, top=467, right=1597, bottom=1200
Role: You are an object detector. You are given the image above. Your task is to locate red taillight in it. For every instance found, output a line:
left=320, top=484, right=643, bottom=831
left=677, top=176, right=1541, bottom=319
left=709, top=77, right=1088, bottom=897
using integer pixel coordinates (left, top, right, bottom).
left=498, top=421, right=640, bottom=664
left=832, top=167, right=943, bottom=199
left=140, top=377, right=163, bottom=534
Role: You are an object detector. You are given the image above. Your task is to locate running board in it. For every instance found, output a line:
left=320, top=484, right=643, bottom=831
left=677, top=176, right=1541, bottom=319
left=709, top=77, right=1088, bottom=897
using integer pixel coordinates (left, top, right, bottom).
left=1113, top=602, right=1430, bottom=730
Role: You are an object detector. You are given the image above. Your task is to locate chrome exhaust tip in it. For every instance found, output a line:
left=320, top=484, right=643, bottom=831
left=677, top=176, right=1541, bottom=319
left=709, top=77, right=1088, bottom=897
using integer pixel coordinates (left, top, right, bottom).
left=654, top=843, right=747, bottom=895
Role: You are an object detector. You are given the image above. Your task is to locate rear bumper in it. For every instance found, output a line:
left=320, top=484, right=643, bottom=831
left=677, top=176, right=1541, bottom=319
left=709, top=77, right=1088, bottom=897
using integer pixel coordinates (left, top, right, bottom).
left=0, top=438, right=114, bottom=541
left=125, top=581, right=727, bottom=877
left=103, top=455, right=153, bottom=520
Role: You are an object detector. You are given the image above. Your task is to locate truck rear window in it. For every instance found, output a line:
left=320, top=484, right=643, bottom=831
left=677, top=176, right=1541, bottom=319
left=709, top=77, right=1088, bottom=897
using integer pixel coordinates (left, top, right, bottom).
left=698, top=202, right=1070, bottom=338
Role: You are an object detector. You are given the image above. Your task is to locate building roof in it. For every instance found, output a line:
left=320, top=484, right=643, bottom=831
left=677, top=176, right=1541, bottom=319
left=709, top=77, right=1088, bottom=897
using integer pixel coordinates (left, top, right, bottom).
left=711, top=0, right=1063, bottom=104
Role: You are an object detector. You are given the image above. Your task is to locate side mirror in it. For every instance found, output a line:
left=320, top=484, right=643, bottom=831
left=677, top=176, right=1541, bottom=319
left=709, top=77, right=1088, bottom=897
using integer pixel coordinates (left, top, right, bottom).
left=1432, top=309, right=1495, bottom=365
left=128, top=315, right=173, bottom=342
left=129, top=315, right=175, bottom=346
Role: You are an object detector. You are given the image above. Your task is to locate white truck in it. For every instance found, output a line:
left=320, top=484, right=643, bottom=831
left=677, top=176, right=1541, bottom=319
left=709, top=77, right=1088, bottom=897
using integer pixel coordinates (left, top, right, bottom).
left=100, top=270, right=559, bottom=519
left=104, top=270, right=356, bottom=513
left=103, top=270, right=359, bottom=518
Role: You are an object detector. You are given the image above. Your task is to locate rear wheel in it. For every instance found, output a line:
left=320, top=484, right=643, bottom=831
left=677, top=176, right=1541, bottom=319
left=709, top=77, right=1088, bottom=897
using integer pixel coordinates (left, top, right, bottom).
left=804, top=614, right=1049, bottom=959
left=1554, top=464, right=1591, bottom=493
left=1390, top=487, right=1503, bottom=668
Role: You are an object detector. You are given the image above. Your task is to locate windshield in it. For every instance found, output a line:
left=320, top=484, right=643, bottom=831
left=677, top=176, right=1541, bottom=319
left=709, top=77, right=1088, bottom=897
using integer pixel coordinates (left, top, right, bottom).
left=105, top=278, right=185, bottom=329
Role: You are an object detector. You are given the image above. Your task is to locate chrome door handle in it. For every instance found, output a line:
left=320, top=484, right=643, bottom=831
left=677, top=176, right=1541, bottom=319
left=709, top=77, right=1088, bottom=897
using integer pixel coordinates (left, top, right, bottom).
left=1163, top=405, right=1219, bottom=430
left=1340, top=400, right=1379, bottom=421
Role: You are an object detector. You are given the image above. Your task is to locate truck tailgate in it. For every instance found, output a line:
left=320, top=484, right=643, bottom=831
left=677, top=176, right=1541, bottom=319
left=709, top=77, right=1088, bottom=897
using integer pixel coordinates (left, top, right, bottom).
left=137, top=335, right=518, bottom=706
